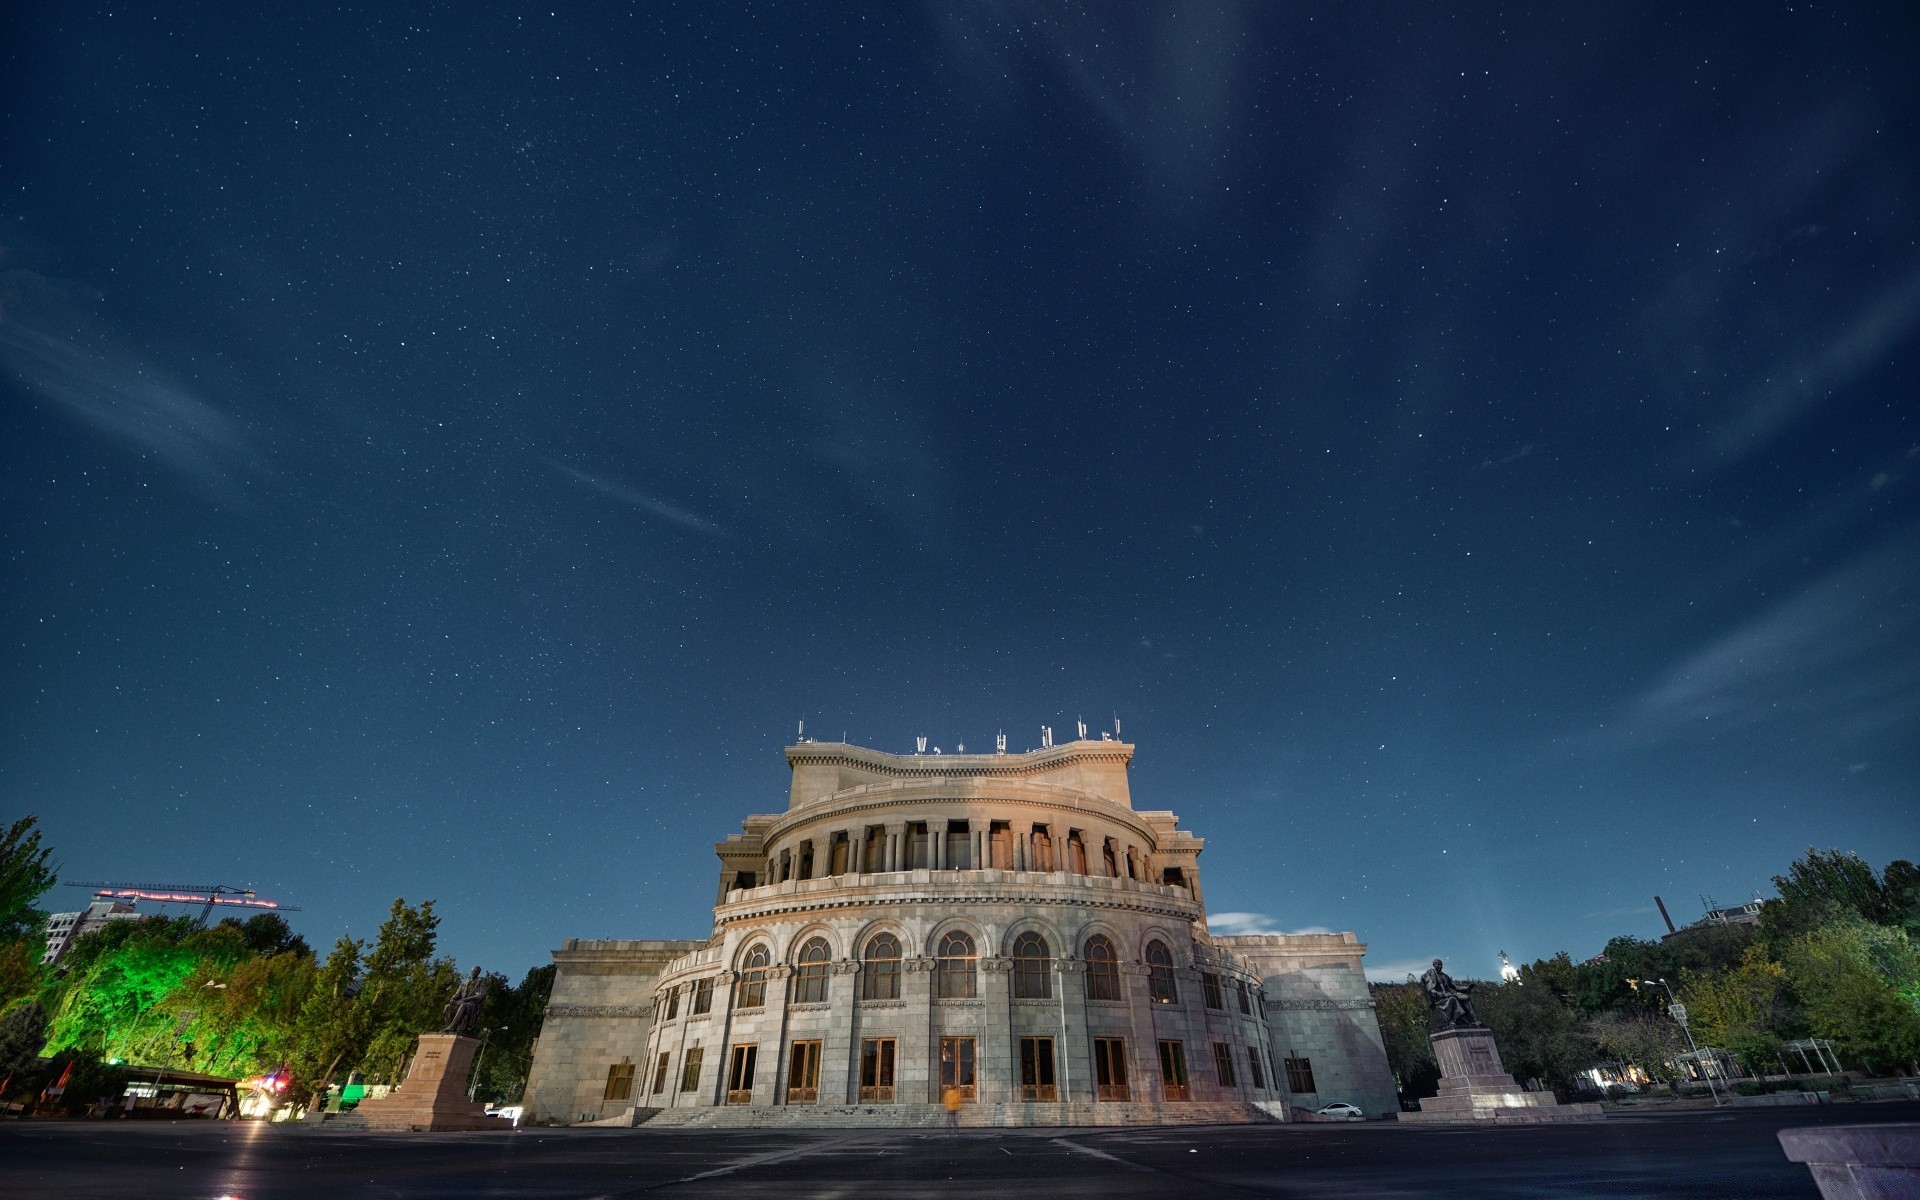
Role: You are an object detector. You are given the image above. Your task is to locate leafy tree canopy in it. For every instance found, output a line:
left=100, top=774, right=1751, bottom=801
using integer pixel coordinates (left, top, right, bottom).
left=0, top=815, right=58, bottom=939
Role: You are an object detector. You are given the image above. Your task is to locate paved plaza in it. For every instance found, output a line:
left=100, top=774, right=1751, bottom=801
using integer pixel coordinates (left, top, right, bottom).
left=4, top=1103, right=1915, bottom=1198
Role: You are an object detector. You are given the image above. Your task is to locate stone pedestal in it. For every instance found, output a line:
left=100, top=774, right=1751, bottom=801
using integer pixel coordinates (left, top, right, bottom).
left=356, top=1033, right=504, bottom=1132
left=1779, top=1123, right=1920, bottom=1199
left=1400, top=1026, right=1600, bottom=1124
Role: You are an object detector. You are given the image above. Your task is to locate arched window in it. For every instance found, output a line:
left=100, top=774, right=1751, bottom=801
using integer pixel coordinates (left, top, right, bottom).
left=934, top=930, right=977, bottom=999
left=792, top=937, right=831, bottom=1004
left=861, top=932, right=901, bottom=1000
left=1146, top=939, right=1178, bottom=1004
left=1084, top=934, right=1121, bottom=1002
left=1012, top=931, right=1051, bottom=999
left=737, top=943, right=771, bottom=1008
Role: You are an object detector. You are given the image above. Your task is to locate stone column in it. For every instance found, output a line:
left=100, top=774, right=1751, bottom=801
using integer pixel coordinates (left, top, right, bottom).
left=1057, top=956, right=1091, bottom=1106
left=1014, top=829, right=1027, bottom=872
left=820, top=959, right=858, bottom=1104
left=981, top=955, right=1013, bottom=1105
left=1122, top=960, right=1162, bottom=1116
left=762, top=965, right=793, bottom=1106
left=902, top=956, right=936, bottom=1104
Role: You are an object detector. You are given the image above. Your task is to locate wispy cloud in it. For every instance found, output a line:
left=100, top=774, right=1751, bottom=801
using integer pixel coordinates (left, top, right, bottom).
left=1621, top=534, right=1920, bottom=746
left=0, top=270, right=259, bottom=497
left=1208, top=912, right=1333, bottom=937
left=545, top=458, right=727, bottom=536
left=1363, top=957, right=1434, bottom=984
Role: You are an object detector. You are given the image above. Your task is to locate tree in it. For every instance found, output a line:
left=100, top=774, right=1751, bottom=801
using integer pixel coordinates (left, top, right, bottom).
left=1781, top=917, right=1920, bottom=1073
left=289, top=935, right=367, bottom=1109
left=0, top=815, right=57, bottom=939
left=1760, top=848, right=1895, bottom=949
left=1586, top=1010, right=1684, bottom=1083
left=1678, top=945, right=1801, bottom=1070
left=1368, top=981, right=1438, bottom=1105
left=354, top=899, right=459, bottom=1084
left=471, top=964, right=555, bottom=1105
left=1477, top=967, right=1598, bottom=1097
left=0, top=999, right=48, bottom=1073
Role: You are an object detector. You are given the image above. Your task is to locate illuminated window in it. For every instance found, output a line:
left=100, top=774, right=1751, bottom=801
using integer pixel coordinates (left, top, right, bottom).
left=1084, top=935, right=1121, bottom=1002
left=737, top=944, right=770, bottom=1009
left=1146, top=940, right=1178, bottom=1004
left=861, top=932, right=901, bottom=1000
left=603, top=1058, right=634, bottom=1103
left=1012, top=931, right=1051, bottom=999
left=934, top=930, right=977, bottom=999
left=792, top=937, right=831, bottom=1004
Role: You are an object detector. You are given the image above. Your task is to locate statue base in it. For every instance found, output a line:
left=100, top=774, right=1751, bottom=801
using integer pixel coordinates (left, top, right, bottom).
left=1400, top=1026, right=1601, bottom=1124
left=355, top=1033, right=504, bottom=1132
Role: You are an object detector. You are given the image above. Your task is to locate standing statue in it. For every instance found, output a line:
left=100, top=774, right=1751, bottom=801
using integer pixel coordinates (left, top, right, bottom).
left=1420, top=958, right=1480, bottom=1028
left=442, top=966, right=488, bottom=1037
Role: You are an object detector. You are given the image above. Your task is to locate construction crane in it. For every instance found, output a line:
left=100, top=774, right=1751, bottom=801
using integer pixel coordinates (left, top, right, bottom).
left=62, top=881, right=301, bottom=926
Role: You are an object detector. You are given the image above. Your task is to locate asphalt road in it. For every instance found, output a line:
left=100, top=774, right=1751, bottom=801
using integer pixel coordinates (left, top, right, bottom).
left=3, top=1103, right=1914, bottom=1199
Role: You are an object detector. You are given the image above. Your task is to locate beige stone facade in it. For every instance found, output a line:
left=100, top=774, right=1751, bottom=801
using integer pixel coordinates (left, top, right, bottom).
left=522, top=739, right=1399, bottom=1125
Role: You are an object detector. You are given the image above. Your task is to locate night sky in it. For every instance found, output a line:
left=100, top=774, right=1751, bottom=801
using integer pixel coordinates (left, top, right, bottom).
left=3, top=4, right=1916, bottom=985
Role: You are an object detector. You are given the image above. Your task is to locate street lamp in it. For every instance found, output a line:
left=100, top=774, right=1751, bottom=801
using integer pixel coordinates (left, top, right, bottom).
left=468, top=1026, right=506, bottom=1102
left=1639, top=978, right=1724, bottom=1107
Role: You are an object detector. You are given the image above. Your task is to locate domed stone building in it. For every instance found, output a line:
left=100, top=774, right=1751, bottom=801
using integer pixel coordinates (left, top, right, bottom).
left=522, top=738, right=1398, bottom=1126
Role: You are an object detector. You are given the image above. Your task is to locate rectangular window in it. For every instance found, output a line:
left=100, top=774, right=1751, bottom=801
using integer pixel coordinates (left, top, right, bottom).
left=938, top=1036, right=977, bottom=1103
left=1093, top=1037, right=1129, bottom=1101
left=1237, top=980, right=1253, bottom=1015
left=945, top=823, right=972, bottom=869
left=1019, top=1036, right=1057, bottom=1101
left=829, top=833, right=849, bottom=876
left=863, top=826, right=886, bottom=873
left=732, top=870, right=756, bottom=891
left=680, top=1047, right=704, bottom=1093
left=1285, top=1056, right=1316, bottom=1095
left=691, top=977, right=714, bottom=1015
left=859, top=1037, right=897, bottom=1103
left=1201, top=973, right=1224, bottom=1010
left=1068, top=832, right=1088, bottom=874
left=1158, top=1041, right=1191, bottom=1102
left=603, top=1059, right=635, bottom=1103
left=1030, top=826, right=1054, bottom=871
left=989, top=822, right=1013, bottom=869
left=908, top=823, right=929, bottom=869
left=1247, top=1046, right=1266, bottom=1090
left=1212, top=1042, right=1237, bottom=1088
left=726, top=1043, right=758, bottom=1105
left=786, top=1039, right=822, bottom=1104
left=651, top=1051, right=671, bottom=1095
left=663, top=985, right=680, bottom=1020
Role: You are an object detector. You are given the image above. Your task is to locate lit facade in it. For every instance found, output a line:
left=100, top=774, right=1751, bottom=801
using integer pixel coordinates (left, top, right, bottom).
left=523, top=739, right=1398, bottom=1125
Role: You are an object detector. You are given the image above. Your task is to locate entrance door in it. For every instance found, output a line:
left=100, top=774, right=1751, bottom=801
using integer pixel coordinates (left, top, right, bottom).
left=1093, top=1037, right=1129, bottom=1101
left=1019, top=1036, right=1057, bottom=1101
left=725, top=1043, right=757, bottom=1105
left=786, top=1039, right=822, bottom=1104
left=1158, top=1040, right=1191, bottom=1102
left=859, top=1038, right=896, bottom=1103
left=938, top=1036, right=976, bottom=1102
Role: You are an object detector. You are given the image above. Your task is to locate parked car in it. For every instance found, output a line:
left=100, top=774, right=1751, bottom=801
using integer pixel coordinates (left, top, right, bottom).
left=1315, top=1102, right=1365, bottom=1120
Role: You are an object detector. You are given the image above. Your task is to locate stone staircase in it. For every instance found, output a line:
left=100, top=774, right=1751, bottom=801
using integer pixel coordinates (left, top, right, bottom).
left=636, top=1100, right=1276, bottom=1130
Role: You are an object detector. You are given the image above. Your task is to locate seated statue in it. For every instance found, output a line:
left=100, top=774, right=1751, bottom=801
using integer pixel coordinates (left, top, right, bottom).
left=1420, top=958, right=1480, bottom=1028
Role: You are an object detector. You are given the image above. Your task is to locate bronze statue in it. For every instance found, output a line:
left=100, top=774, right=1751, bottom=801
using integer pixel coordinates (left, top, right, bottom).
left=442, top=966, right=488, bottom=1037
left=1420, top=958, right=1480, bottom=1028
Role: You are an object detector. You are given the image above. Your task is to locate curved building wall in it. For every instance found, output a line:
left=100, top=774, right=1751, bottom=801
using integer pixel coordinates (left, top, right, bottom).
left=525, top=740, right=1398, bottom=1125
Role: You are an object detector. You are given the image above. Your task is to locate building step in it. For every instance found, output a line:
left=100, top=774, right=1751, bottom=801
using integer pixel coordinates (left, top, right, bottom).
left=635, top=1100, right=1277, bottom=1129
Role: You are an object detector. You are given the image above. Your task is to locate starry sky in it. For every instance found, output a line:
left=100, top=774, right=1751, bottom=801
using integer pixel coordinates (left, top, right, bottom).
left=3, top=3, right=1916, bottom=984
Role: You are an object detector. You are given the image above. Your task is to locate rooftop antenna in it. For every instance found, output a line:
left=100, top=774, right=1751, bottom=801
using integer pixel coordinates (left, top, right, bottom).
left=956, top=742, right=964, bottom=753
left=915, top=736, right=928, bottom=755
left=1041, top=725, right=1053, bottom=748
left=797, top=719, right=805, bottom=741
left=1076, top=717, right=1087, bottom=740
left=1114, top=715, right=1121, bottom=739
left=996, top=731, right=1007, bottom=754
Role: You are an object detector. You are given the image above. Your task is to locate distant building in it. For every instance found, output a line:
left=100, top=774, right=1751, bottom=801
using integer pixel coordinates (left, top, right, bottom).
left=42, top=898, right=142, bottom=966
left=1660, top=898, right=1763, bottom=942
left=523, top=737, right=1399, bottom=1126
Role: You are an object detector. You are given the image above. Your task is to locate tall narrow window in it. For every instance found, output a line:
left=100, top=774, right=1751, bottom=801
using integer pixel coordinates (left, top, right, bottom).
left=1030, top=826, right=1054, bottom=871
left=1146, top=940, right=1178, bottom=1004
left=1012, top=931, right=1051, bottom=999
left=603, top=1058, right=635, bottom=1103
left=680, top=1047, right=704, bottom=1092
left=786, top=1039, right=822, bottom=1104
left=1125, top=848, right=1138, bottom=880
left=1236, top=979, right=1253, bottom=1015
left=861, top=932, right=901, bottom=1000
left=1247, top=1046, right=1267, bottom=1090
left=1158, top=1041, right=1191, bottom=1101
left=934, top=930, right=977, bottom=999
left=691, top=976, right=714, bottom=1015
left=859, top=1038, right=897, bottom=1103
left=1212, top=1042, right=1238, bottom=1088
left=792, top=937, right=831, bottom=1004
left=1092, top=1037, right=1128, bottom=1101
left=1284, top=1056, right=1316, bottom=1094
left=989, top=822, right=1013, bottom=869
left=651, top=1051, right=671, bottom=1095
left=1019, top=1036, right=1057, bottom=1101
left=737, top=944, right=770, bottom=1009
left=1102, top=839, right=1119, bottom=877
left=945, top=822, right=972, bottom=869
left=797, top=841, right=814, bottom=880
left=863, top=826, right=886, bottom=873
left=1068, top=832, right=1088, bottom=874
left=663, top=985, right=680, bottom=1020
left=828, top=833, right=849, bottom=876
left=907, top=823, right=929, bottom=869
left=939, top=1036, right=977, bottom=1102
left=1084, top=935, right=1121, bottom=1002
left=726, top=1044, right=758, bottom=1104
left=1201, top=972, right=1224, bottom=1010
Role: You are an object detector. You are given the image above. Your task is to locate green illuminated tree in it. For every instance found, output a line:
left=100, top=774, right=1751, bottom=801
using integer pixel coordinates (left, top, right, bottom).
left=1782, top=917, right=1920, bottom=1072
left=1678, top=945, right=1801, bottom=1069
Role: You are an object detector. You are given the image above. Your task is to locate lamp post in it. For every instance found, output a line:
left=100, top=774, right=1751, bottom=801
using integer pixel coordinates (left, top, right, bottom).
left=1640, top=978, right=1723, bottom=1107
left=468, top=1026, right=505, bottom=1103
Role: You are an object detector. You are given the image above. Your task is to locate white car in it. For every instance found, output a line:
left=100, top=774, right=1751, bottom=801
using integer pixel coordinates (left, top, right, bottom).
left=1315, top=1102, right=1365, bottom=1121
